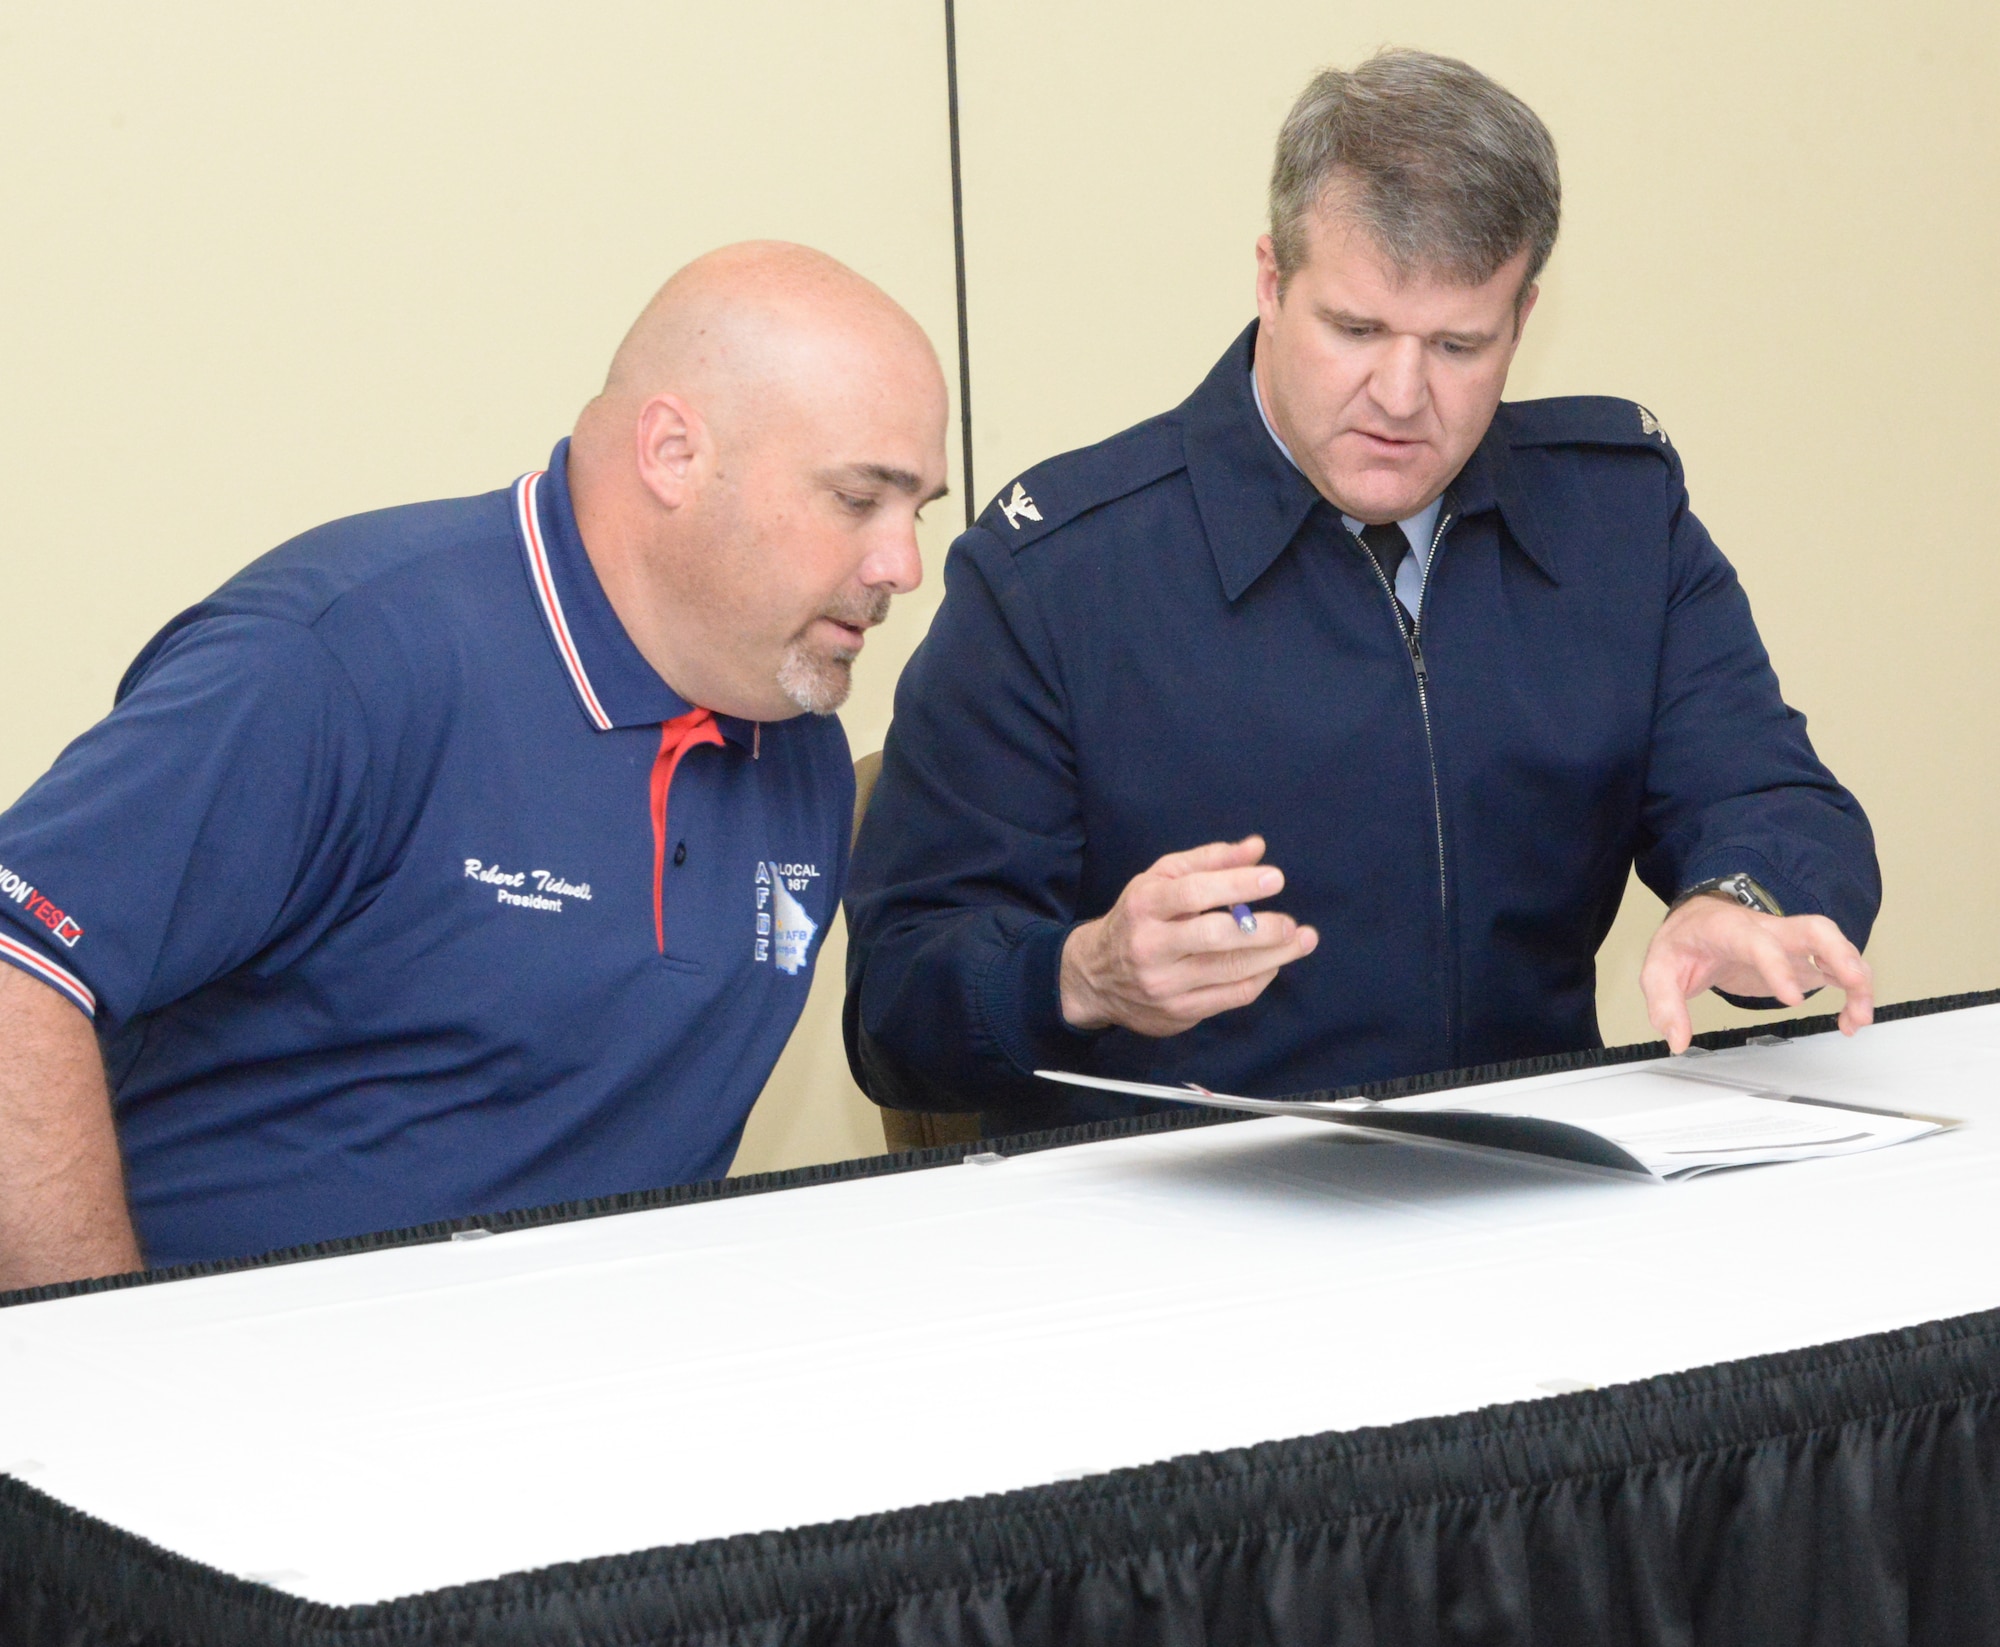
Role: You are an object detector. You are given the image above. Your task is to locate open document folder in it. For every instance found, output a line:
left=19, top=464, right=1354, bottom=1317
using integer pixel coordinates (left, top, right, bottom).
left=1035, top=1065, right=1955, bottom=1180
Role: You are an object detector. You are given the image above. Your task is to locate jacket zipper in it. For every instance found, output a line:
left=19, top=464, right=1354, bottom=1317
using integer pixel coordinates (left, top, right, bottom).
left=1352, top=507, right=1455, bottom=1052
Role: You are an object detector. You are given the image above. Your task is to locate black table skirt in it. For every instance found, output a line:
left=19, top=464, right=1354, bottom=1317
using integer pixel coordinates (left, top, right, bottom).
left=7, top=990, right=2000, bottom=1647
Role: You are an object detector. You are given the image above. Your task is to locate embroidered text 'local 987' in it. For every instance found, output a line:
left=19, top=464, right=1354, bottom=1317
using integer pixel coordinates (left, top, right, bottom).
left=755, top=861, right=821, bottom=974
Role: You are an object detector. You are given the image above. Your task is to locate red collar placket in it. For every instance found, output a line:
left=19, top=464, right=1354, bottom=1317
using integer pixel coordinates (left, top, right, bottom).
left=650, top=709, right=725, bottom=954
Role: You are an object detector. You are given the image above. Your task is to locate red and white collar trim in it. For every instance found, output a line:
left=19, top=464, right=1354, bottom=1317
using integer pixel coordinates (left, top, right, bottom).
left=513, top=467, right=762, bottom=756
left=0, top=931, right=96, bottom=1018
left=514, top=471, right=613, bottom=732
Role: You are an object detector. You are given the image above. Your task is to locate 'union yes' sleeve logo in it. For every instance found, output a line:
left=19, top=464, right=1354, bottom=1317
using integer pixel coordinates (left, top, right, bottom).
left=0, top=861, right=84, bottom=948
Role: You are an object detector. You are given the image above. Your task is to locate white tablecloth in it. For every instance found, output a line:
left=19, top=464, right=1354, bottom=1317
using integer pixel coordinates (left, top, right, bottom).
left=5, top=1007, right=1999, bottom=1605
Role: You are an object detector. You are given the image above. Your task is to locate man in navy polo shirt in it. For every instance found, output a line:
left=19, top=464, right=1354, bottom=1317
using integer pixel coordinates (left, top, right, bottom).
left=0, top=241, right=948, bottom=1286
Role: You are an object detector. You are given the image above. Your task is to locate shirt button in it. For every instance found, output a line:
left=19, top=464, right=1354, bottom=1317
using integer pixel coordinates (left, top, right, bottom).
left=673, top=841, right=688, bottom=867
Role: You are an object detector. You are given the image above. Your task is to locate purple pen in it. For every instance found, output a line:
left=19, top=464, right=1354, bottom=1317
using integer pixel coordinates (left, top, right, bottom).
left=1229, top=903, right=1258, bottom=933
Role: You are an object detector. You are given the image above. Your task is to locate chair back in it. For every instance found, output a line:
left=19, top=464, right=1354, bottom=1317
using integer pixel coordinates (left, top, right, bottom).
left=851, top=751, right=984, bottom=1153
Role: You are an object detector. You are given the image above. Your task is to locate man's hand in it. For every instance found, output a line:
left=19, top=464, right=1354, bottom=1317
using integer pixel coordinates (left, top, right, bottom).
left=1059, top=836, right=1318, bottom=1036
left=0, top=963, right=141, bottom=1292
left=1640, top=894, right=1874, bottom=1055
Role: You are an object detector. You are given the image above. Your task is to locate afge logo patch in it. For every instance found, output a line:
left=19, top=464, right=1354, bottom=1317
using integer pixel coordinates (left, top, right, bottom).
left=754, top=860, right=821, bottom=976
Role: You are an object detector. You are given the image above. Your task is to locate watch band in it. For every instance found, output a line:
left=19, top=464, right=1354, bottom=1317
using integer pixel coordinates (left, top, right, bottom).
left=1671, top=872, right=1782, bottom=917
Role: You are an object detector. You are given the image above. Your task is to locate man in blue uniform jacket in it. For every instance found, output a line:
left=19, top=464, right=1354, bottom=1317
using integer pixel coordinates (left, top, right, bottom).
left=845, top=50, right=1878, bottom=1134
left=0, top=243, right=948, bottom=1287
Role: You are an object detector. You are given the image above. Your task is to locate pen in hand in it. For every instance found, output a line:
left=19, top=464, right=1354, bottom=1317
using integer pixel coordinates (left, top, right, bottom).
left=1230, top=903, right=1257, bottom=933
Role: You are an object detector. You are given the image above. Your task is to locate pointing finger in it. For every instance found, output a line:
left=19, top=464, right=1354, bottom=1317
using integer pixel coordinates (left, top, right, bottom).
left=1644, top=972, right=1694, bottom=1055
left=1640, top=941, right=1697, bottom=1054
left=1751, top=935, right=1806, bottom=1008
left=1838, top=980, right=1876, bottom=1036
left=1801, top=930, right=1870, bottom=998
left=1800, top=930, right=1874, bottom=1035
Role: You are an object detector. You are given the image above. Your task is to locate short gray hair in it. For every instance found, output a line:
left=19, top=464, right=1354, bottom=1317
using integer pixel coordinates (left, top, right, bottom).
left=1270, top=49, right=1561, bottom=303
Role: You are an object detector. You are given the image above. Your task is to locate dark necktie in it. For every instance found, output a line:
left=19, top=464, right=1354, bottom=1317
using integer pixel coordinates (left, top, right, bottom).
left=1357, top=521, right=1410, bottom=593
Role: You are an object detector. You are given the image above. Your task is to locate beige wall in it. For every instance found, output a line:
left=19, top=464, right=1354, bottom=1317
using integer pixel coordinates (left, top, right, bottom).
left=1, top=3, right=1994, bottom=1176
left=955, top=0, right=2000, bottom=1049
left=0, top=1, right=955, bottom=1173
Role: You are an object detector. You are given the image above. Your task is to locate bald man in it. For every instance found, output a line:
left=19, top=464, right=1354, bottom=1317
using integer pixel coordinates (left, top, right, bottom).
left=0, top=243, right=948, bottom=1286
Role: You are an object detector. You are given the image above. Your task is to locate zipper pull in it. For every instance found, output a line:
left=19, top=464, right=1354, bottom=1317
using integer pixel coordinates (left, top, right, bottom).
left=1407, top=630, right=1428, bottom=688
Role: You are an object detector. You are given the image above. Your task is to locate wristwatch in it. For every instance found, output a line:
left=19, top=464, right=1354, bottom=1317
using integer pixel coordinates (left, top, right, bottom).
left=1671, top=872, right=1782, bottom=916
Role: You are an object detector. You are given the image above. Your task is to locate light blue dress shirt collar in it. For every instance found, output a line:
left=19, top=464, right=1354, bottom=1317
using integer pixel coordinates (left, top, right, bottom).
left=1251, top=367, right=1441, bottom=619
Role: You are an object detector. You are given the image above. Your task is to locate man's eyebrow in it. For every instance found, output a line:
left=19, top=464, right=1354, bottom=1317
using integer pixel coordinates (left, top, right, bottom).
left=1319, top=306, right=1501, bottom=346
left=822, top=463, right=950, bottom=504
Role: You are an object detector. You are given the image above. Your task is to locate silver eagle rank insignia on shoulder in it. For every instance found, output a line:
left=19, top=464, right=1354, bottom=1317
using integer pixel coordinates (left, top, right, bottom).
left=1636, top=404, right=1668, bottom=444
left=997, top=482, right=1042, bottom=531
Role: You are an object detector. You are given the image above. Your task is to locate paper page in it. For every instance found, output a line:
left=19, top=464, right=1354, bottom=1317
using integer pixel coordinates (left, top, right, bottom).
left=1389, top=1067, right=1942, bottom=1176
left=1035, top=1066, right=1948, bottom=1180
left=1577, top=1092, right=1939, bottom=1177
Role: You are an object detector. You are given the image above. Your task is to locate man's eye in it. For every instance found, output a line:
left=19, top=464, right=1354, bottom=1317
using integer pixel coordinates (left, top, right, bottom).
left=836, top=492, right=876, bottom=515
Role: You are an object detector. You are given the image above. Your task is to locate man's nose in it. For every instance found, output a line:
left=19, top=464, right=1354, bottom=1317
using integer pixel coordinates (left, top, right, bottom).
left=865, top=522, right=925, bottom=596
left=1368, top=336, right=1428, bottom=422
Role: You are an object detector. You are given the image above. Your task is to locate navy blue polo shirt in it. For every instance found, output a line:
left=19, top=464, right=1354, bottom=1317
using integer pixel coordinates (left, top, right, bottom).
left=0, top=441, right=852, bottom=1267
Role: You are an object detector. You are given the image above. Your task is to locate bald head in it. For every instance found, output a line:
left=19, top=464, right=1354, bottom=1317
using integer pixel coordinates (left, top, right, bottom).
left=581, top=242, right=937, bottom=451
left=565, top=241, right=949, bottom=723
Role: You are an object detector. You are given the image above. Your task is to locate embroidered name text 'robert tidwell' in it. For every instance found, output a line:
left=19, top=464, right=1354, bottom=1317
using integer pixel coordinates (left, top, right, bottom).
left=465, top=859, right=592, bottom=914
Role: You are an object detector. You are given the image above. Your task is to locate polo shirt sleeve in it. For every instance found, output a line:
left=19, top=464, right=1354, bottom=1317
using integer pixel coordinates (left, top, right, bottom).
left=1632, top=457, right=1880, bottom=952
left=843, top=529, right=1100, bottom=1113
left=0, top=614, right=376, bottom=1032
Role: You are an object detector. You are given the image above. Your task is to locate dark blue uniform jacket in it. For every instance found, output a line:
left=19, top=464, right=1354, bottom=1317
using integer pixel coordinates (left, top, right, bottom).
left=844, top=325, right=1879, bottom=1131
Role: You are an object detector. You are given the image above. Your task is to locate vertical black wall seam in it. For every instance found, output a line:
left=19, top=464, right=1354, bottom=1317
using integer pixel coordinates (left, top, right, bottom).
left=943, top=0, right=976, bottom=527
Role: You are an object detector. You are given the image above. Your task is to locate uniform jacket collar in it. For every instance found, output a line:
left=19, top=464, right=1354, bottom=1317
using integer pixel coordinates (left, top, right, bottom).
left=514, top=439, right=758, bottom=744
left=1178, top=324, right=1559, bottom=601
left=1180, top=326, right=1325, bottom=604
left=1444, top=415, right=1561, bottom=586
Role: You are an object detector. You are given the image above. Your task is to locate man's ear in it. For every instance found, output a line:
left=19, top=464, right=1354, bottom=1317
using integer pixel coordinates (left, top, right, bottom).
left=1512, top=281, right=1541, bottom=342
left=635, top=393, right=708, bottom=510
left=1254, top=233, right=1283, bottom=325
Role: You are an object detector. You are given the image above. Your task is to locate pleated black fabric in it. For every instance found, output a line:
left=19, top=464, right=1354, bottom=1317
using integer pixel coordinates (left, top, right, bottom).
left=5, top=990, right=2000, bottom=1645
